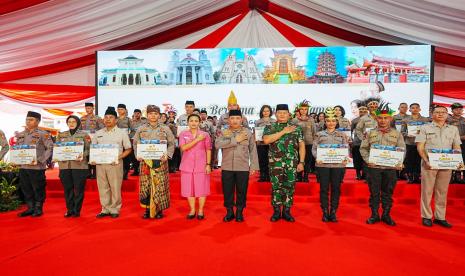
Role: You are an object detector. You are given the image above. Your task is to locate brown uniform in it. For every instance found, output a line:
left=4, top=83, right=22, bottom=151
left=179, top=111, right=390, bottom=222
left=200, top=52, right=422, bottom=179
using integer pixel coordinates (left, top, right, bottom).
left=355, top=114, right=377, bottom=142
left=56, top=130, right=91, bottom=170
left=400, top=115, right=430, bottom=180
left=292, top=116, right=317, bottom=174
left=415, top=122, right=462, bottom=220
left=0, top=129, right=9, bottom=160
left=337, top=117, right=351, bottom=130
left=80, top=114, right=104, bottom=133
left=92, top=126, right=132, bottom=215
left=448, top=115, right=465, bottom=181
left=133, top=123, right=175, bottom=216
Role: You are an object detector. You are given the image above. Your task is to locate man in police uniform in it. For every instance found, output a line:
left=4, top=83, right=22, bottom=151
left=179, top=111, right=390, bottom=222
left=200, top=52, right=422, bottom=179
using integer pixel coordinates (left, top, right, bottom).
left=176, top=100, right=195, bottom=127
left=393, top=103, right=409, bottom=126
left=263, top=104, right=305, bottom=222
left=215, top=109, right=258, bottom=222
left=292, top=100, right=316, bottom=182
left=17, top=111, right=53, bottom=217
left=355, top=97, right=379, bottom=142
left=447, top=103, right=465, bottom=184
left=216, top=91, right=249, bottom=132
left=0, top=129, right=9, bottom=160
left=80, top=102, right=104, bottom=179
left=416, top=105, right=462, bottom=228
left=129, top=109, right=147, bottom=176
left=199, top=109, right=216, bottom=169
left=360, top=106, right=405, bottom=226
left=401, top=103, right=430, bottom=183
left=351, top=105, right=368, bottom=180
left=92, top=107, right=132, bottom=218
left=116, top=104, right=133, bottom=179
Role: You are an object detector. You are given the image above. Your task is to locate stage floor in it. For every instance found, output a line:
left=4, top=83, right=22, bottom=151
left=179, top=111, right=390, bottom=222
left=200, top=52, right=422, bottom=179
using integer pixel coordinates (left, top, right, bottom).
left=1, top=169, right=465, bottom=275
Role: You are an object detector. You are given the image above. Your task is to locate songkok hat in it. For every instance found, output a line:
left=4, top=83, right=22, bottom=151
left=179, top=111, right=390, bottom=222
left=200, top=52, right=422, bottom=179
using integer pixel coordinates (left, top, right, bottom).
left=117, top=104, right=126, bottom=109
left=200, top=109, right=207, bottom=114
left=134, top=109, right=142, bottom=113
left=185, top=100, right=195, bottom=106
left=228, top=109, right=242, bottom=117
left=276, top=104, right=289, bottom=111
left=85, top=102, right=94, bottom=107
left=104, top=107, right=117, bottom=117
left=228, top=90, right=237, bottom=105
left=26, top=111, right=41, bottom=121
left=146, top=105, right=160, bottom=114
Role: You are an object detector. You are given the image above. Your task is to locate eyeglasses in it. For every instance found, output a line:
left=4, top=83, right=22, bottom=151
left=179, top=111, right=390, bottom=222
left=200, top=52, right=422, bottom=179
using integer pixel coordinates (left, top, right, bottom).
left=433, top=111, right=447, bottom=114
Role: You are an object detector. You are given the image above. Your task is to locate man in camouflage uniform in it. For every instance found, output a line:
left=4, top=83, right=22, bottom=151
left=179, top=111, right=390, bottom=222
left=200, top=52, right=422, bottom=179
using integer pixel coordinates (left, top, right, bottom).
left=0, top=129, right=9, bottom=160
left=447, top=102, right=465, bottom=184
left=263, top=104, right=305, bottom=222
left=80, top=102, right=104, bottom=179
left=17, top=111, right=53, bottom=217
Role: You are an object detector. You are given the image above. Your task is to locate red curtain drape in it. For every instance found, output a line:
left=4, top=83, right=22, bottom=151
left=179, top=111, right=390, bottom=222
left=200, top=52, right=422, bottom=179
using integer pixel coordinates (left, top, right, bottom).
left=0, top=83, right=94, bottom=104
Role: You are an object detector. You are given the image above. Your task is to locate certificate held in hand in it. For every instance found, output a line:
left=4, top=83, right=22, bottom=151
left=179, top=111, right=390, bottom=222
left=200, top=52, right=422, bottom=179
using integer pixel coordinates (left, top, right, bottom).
left=316, top=144, right=350, bottom=164
left=53, top=141, right=84, bottom=161
left=254, top=126, right=265, bottom=142
left=137, top=140, right=167, bottom=160
left=89, top=144, right=119, bottom=164
left=10, top=145, right=37, bottom=165
left=368, top=144, right=405, bottom=168
left=407, top=121, right=426, bottom=137
left=427, top=149, right=464, bottom=170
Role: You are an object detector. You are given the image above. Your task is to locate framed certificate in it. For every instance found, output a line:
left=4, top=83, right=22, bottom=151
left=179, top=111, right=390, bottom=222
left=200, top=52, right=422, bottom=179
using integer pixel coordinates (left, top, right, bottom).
left=407, top=121, right=425, bottom=137
left=89, top=144, right=119, bottom=164
left=337, top=128, right=351, bottom=139
left=137, top=140, right=167, bottom=160
left=53, top=142, right=84, bottom=161
left=254, top=126, right=265, bottom=142
left=427, top=149, right=464, bottom=170
left=316, top=144, right=350, bottom=164
left=10, top=145, right=37, bottom=165
left=394, top=121, right=403, bottom=132
left=368, top=144, right=405, bottom=168
left=177, top=126, right=189, bottom=137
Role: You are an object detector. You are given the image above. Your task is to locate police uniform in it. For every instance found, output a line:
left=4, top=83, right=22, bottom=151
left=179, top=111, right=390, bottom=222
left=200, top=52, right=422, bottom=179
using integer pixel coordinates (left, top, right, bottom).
left=312, top=122, right=350, bottom=222
left=360, top=123, right=406, bottom=226
left=215, top=110, right=259, bottom=222
left=254, top=117, right=276, bottom=182
left=401, top=115, right=430, bottom=183
left=56, top=123, right=90, bottom=217
left=0, top=129, right=9, bottom=160
left=80, top=104, right=104, bottom=179
left=117, top=112, right=133, bottom=179
left=447, top=105, right=465, bottom=183
left=415, top=122, right=461, bottom=225
left=17, top=111, right=53, bottom=217
left=264, top=104, right=304, bottom=222
left=129, top=116, right=147, bottom=176
left=291, top=116, right=317, bottom=181
left=351, top=116, right=365, bottom=179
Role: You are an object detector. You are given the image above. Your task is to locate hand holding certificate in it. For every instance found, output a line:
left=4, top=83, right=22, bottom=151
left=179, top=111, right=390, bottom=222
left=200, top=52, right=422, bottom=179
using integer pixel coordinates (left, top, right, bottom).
left=137, top=140, right=167, bottom=160
left=53, top=142, right=84, bottom=162
left=407, top=121, right=425, bottom=137
left=10, top=145, right=37, bottom=165
left=89, top=144, right=119, bottom=164
left=316, top=144, right=350, bottom=164
left=254, top=126, right=265, bottom=142
left=368, top=144, right=405, bottom=168
left=427, top=149, right=464, bottom=170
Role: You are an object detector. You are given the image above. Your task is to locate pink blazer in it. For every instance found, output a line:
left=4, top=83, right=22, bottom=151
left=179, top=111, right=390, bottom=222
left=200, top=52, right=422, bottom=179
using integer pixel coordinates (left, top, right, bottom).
left=179, top=130, right=211, bottom=173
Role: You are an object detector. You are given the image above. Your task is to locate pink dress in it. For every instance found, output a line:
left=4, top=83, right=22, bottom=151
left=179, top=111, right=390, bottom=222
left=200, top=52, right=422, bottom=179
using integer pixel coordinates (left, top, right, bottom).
left=179, top=130, right=212, bottom=197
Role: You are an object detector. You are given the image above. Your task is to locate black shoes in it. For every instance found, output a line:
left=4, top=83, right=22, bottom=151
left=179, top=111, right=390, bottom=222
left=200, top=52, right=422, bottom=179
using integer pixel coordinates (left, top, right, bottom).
left=322, top=209, right=330, bottom=222
left=422, top=218, right=433, bottom=227
left=31, top=203, right=43, bottom=217
left=282, top=207, right=295, bottom=222
left=17, top=208, right=34, bottom=217
left=381, top=209, right=396, bottom=226
left=142, top=209, right=150, bottom=219
left=64, top=211, right=74, bottom=218
left=270, top=206, right=281, bottom=222
left=186, top=213, right=196, bottom=220
left=197, top=214, right=205, bottom=220
left=235, top=209, right=244, bottom=222
left=96, top=212, right=110, bottom=218
left=155, top=211, right=164, bottom=219
left=110, top=213, right=119, bottom=218
left=433, top=219, right=452, bottom=228
left=366, top=209, right=380, bottom=224
left=223, top=208, right=235, bottom=222
left=329, top=209, right=337, bottom=223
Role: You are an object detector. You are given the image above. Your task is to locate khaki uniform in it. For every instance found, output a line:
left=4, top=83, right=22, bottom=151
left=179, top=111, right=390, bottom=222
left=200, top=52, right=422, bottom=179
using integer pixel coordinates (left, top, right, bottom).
left=360, top=128, right=405, bottom=212
left=415, top=122, right=462, bottom=220
left=56, top=130, right=91, bottom=169
left=0, top=129, right=9, bottom=160
left=133, top=123, right=175, bottom=216
left=176, top=113, right=190, bottom=127
left=337, top=117, right=351, bottom=129
left=448, top=115, right=465, bottom=181
left=130, top=118, right=147, bottom=139
left=117, top=116, right=133, bottom=176
left=80, top=114, right=104, bottom=133
left=217, top=113, right=250, bottom=133
left=16, top=128, right=53, bottom=210
left=292, top=117, right=317, bottom=174
left=393, top=113, right=410, bottom=130
left=312, top=130, right=350, bottom=168
left=355, top=114, right=377, bottom=142
left=200, top=120, right=216, bottom=138
left=400, top=115, right=430, bottom=180
left=92, top=126, right=132, bottom=215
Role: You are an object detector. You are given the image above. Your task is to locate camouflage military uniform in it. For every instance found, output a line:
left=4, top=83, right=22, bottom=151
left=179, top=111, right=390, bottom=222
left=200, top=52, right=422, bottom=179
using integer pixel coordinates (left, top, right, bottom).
left=264, top=121, right=304, bottom=207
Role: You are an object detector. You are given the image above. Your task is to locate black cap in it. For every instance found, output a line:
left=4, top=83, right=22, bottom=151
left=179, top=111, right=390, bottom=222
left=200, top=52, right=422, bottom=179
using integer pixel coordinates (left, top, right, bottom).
left=117, top=104, right=126, bottom=109
left=228, top=109, right=242, bottom=117
left=185, top=100, right=195, bottom=106
left=26, top=111, right=41, bottom=121
left=200, top=109, right=207, bottom=114
left=85, top=102, right=94, bottom=107
left=134, top=109, right=142, bottom=113
left=276, top=104, right=289, bottom=111
left=451, top=102, right=463, bottom=109
left=105, top=107, right=117, bottom=117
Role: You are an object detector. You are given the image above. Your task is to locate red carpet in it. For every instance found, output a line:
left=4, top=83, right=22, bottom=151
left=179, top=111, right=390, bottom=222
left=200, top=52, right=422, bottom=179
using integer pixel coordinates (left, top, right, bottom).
left=1, top=169, right=465, bottom=275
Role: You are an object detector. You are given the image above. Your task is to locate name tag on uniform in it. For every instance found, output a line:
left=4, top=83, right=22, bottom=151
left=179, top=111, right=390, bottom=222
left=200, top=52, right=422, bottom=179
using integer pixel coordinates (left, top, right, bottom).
left=368, top=144, right=405, bottom=168
left=10, top=145, right=37, bottom=165
left=137, top=140, right=167, bottom=160
left=316, top=144, right=349, bottom=164
left=427, top=149, right=464, bottom=170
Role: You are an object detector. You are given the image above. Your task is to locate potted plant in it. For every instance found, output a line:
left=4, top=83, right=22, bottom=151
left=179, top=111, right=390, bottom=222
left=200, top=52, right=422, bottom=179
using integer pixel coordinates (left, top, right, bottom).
left=0, top=161, right=21, bottom=211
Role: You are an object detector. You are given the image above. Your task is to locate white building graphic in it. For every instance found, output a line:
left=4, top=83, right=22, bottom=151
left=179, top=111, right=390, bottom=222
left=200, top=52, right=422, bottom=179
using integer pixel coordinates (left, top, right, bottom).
left=164, top=50, right=215, bottom=85
left=99, top=55, right=161, bottom=86
left=218, top=52, right=261, bottom=84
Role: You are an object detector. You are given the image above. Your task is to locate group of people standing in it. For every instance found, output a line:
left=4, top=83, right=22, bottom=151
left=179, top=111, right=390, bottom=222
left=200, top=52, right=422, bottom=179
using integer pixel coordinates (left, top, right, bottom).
left=2, top=92, right=464, bottom=228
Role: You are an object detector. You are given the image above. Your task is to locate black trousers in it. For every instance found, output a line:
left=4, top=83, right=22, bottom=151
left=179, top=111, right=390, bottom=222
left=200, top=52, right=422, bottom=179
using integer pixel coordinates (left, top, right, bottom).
left=352, top=145, right=363, bottom=171
left=303, top=144, right=314, bottom=173
left=405, top=144, right=421, bottom=175
left=366, top=168, right=397, bottom=210
left=129, top=150, right=140, bottom=173
left=123, top=155, right=131, bottom=174
left=257, top=144, right=270, bottom=177
left=59, top=169, right=87, bottom=214
left=19, top=169, right=46, bottom=206
left=221, top=170, right=249, bottom=209
left=317, top=167, right=345, bottom=210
